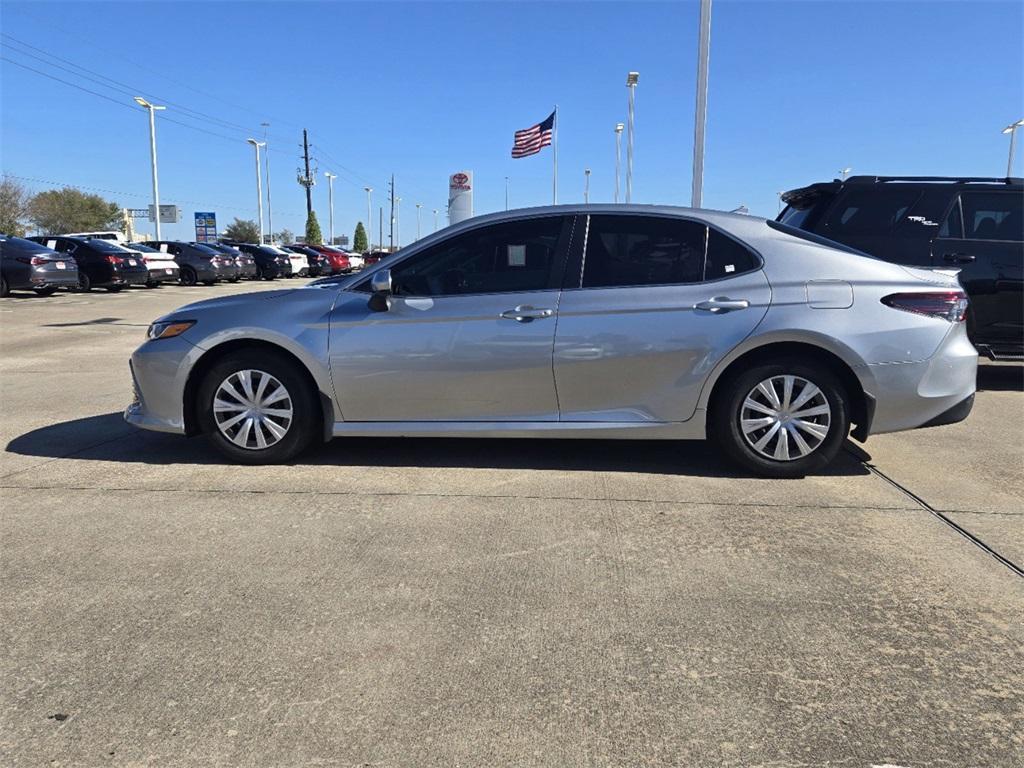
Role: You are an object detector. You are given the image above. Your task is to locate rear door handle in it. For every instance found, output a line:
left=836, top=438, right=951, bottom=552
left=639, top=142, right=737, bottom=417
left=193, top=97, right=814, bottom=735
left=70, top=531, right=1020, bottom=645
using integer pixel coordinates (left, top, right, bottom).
left=943, top=253, right=976, bottom=264
left=694, top=297, right=750, bottom=314
left=500, top=305, right=554, bottom=322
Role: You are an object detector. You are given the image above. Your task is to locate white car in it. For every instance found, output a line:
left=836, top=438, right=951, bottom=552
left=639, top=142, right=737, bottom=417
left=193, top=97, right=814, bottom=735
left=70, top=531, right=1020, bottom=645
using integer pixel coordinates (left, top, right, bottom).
left=326, top=245, right=363, bottom=269
left=126, top=242, right=181, bottom=287
left=266, top=245, right=308, bottom=277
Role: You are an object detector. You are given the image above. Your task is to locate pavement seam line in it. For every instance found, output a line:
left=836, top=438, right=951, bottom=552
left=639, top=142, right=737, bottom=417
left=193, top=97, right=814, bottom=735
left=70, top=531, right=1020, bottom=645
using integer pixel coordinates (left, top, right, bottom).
left=0, top=482, right=922, bottom=512
left=852, top=452, right=1024, bottom=578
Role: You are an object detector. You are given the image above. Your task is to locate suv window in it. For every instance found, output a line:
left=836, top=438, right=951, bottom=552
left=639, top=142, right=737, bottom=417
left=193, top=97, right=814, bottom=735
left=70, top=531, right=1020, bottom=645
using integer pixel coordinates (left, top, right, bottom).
left=938, top=199, right=964, bottom=239
left=390, top=217, right=565, bottom=296
left=704, top=228, right=759, bottom=280
left=824, top=188, right=922, bottom=235
left=960, top=192, right=1022, bottom=241
left=582, top=215, right=704, bottom=288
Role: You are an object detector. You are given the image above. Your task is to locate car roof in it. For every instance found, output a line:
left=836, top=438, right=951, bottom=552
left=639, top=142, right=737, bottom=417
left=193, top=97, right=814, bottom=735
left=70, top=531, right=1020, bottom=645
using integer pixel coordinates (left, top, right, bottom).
left=783, top=175, right=1023, bottom=203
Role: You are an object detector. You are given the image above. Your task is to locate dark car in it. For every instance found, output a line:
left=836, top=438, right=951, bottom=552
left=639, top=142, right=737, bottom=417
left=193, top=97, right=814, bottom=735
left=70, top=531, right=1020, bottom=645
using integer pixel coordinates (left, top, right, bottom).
left=778, top=175, right=1023, bottom=360
left=1, top=234, right=80, bottom=296
left=207, top=242, right=258, bottom=279
left=146, top=241, right=224, bottom=286
left=224, top=242, right=282, bottom=280
left=282, top=244, right=327, bottom=277
left=28, top=236, right=148, bottom=292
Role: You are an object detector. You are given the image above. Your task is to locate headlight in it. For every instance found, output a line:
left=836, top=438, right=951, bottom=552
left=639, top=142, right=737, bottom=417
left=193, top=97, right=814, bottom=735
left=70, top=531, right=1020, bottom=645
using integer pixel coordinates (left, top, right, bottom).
left=147, top=320, right=195, bottom=340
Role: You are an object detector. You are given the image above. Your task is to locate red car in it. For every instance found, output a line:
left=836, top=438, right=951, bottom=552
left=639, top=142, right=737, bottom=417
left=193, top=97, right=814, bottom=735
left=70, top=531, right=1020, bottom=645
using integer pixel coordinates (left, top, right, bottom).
left=300, top=244, right=350, bottom=275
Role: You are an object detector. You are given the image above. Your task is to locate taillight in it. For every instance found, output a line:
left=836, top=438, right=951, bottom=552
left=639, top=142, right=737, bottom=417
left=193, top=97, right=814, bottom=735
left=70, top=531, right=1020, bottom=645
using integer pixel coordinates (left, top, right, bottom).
left=31, top=256, right=49, bottom=266
left=106, top=255, right=124, bottom=265
left=882, top=291, right=968, bottom=323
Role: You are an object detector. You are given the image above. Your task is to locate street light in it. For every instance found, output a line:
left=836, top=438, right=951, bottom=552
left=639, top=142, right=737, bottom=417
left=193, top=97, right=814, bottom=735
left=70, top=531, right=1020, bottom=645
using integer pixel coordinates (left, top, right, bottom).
left=324, top=171, right=337, bottom=245
left=1002, top=119, right=1024, bottom=176
left=691, top=0, right=712, bottom=208
left=395, top=196, right=402, bottom=248
left=364, top=187, right=373, bottom=246
left=838, top=167, right=852, bottom=180
left=614, top=123, right=624, bottom=203
left=246, top=138, right=266, bottom=244
left=134, top=97, right=166, bottom=239
left=432, top=208, right=438, bottom=232
left=584, top=168, right=591, bottom=204
left=262, top=122, right=274, bottom=242
left=626, top=72, right=638, bottom=203
left=505, top=176, right=510, bottom=211
left=415, top=203, right=422, bottom=240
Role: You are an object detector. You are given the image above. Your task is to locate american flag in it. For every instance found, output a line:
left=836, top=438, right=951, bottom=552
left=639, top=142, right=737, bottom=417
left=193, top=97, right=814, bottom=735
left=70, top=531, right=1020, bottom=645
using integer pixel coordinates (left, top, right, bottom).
left=511, top=111, right=555, bottom=158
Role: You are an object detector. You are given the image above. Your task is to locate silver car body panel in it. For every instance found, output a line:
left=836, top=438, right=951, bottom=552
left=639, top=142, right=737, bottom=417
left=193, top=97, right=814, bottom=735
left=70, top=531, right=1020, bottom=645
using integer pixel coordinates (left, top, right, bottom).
left=124, top=204, right=976, bottom=443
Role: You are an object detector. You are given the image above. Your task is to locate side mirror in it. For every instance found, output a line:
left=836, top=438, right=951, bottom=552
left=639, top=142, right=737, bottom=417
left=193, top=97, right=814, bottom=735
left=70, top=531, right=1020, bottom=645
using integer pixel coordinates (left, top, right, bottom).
left=368, top=268, right=392, bottom=312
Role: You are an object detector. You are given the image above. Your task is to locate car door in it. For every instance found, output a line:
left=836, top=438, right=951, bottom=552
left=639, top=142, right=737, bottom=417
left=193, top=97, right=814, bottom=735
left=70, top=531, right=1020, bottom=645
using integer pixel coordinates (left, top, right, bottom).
left=328, top=214, right=574, bottom=422
left=932, top=191, right=1024, bottom=347
left=553, top=214, right=771, bottom=423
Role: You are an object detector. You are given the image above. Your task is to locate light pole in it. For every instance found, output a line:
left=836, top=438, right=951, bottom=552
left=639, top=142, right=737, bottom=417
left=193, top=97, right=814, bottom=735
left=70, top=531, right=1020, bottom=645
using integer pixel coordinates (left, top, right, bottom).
left=614, top=123, right=624, bottom=203
left=838, top=167, right=852, bottom=181
left=415, top=203, right=422, bottom=240
left=626, top=72, right=638, bottom=203
left=324, top=172, right=337, bottom=245
left=505, top=176, right=510, bottom=210
left=364, top=187, right=373, bottom=246
left=1002, top=119, right=1024, bottom=176
left=261, top=122, right=273, bottom=242
left=432, top=208, right=438, bottom=232
left=246, top=138, right=266, bottom=244
left=691, top=0, right=712, bottom=207
left=134, top=97, right=165, bottom=239
left=395, top=197, right=402, bottom=248
left=584, top=168, right=591, bottom=203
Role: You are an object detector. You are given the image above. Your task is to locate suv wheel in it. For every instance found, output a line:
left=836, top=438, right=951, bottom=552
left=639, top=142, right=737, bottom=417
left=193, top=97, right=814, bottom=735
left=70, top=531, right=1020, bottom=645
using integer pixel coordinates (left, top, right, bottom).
left=711, top=359, right=850, bottom=478
left=197, top=350, right=319, bottom=464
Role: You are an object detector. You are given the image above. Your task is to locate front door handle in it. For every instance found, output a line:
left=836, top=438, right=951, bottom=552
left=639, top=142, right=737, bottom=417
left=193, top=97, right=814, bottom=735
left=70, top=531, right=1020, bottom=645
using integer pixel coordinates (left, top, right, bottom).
left=694, top=297, right=750, bottom=314
left=943, top=252, right=976, bottom=264
left=500, top=305, right=554, bottom=322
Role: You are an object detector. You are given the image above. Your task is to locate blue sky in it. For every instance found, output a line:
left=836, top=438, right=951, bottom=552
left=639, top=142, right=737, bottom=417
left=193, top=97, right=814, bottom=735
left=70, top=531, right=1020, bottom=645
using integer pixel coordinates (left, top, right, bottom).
left=2, top=1, right=1022, bottom=243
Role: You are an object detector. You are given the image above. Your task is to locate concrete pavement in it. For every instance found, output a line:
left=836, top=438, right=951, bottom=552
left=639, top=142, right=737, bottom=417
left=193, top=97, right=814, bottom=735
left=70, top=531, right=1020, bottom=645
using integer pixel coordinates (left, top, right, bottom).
left=2, top=282, right=1022, bottom=767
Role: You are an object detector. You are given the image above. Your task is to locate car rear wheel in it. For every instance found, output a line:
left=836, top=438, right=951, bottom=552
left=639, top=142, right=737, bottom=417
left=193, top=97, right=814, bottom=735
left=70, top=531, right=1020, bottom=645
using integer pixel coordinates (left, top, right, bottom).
left=711, top=359, right=850, bottom=478
left=202, top=280, right=216, bottom=286
left=1, top=275, right=10, bottom=297
left=180, top=266, right=197, bottom=286
left=106, top=285, right=123, bottom=292
left=75, top=272, right=92, bottom=292
left=198, top=350, right=319, bottom=464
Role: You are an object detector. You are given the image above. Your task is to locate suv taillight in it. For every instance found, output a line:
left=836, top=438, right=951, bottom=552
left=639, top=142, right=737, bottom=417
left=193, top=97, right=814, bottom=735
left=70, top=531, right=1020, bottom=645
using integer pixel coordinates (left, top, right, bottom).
left=882, top=291, right=968, bottom=323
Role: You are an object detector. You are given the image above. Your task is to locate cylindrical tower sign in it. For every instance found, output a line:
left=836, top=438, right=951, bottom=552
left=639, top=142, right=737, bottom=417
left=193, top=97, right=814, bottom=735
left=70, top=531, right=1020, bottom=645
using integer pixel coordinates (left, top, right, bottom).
left=448, top=171, right=473, bottom=225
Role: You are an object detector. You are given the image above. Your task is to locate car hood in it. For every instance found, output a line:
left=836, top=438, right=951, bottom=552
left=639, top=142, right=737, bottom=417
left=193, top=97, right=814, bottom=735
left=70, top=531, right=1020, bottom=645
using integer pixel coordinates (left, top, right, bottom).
left=163, top=288, right=304, bottom=317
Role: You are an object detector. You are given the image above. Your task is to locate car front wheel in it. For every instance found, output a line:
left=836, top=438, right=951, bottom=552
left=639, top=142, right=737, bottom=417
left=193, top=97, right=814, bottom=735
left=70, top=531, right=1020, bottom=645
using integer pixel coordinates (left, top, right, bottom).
left=711, top=359, right=850, bottom=478
left=197, top=350, right=319, bottom=464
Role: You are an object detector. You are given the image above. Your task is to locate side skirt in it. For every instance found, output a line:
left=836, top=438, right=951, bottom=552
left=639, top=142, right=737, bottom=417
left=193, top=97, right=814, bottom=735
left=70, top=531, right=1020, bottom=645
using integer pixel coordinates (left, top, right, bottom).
left=331, top=416, right=706, bottom=441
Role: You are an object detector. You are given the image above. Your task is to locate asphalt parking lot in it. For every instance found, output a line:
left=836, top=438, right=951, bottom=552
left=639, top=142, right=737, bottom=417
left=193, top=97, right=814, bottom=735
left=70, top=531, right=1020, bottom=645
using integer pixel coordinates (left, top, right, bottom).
left=2, top=281, right=1022, bottom=767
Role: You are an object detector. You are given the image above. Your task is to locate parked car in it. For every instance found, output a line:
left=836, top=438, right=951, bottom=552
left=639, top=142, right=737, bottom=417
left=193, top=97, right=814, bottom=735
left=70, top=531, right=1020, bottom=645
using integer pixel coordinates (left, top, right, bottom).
left=207, top=242, right=258, bottom=279
left=191, top=243, right=241, bottom=282
left=1, top=234, right=79, bottom=297
left=224, top=242, right=282, bottom=280
left=126, top=205, right=977, bottom=477
left=325, top=245, right=363, bottom=269
left=146, top=241, right=222, bottom=286
left=261, top=245, right=301, bottom=277
left=363, top=250, right=390, bottom=266
left=779, top=175, right=1023, bottom=360
left=127, top=242, right=180, bottom=287
left=304, top=243, right=351, bottom=274
left=63, top=230, right=127, bottom=244
left=282, top=245, right=327, bottom=277
left=28, top=236, right=148, bottom=291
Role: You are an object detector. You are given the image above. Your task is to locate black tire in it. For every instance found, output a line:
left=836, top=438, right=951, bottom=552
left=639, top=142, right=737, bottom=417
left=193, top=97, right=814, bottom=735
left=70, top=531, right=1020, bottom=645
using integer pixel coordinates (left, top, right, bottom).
left=145, top=280, right=159, bottom=289
left=202, top=280, right=216, bottom=286
left=710, top=358, right=850, bottom=478
left=180, top=266, right=198, bottom=287
left=106, top=285, right=123, bottom=292
left=197, top=349, right=319, bottom=464
left=1, top=275, right=10, bottom=297
left=33, top=286, right=58, bottom=297
left=75, top=272, right=92, bottom=292
left=229, top=277, right=240, bottom=283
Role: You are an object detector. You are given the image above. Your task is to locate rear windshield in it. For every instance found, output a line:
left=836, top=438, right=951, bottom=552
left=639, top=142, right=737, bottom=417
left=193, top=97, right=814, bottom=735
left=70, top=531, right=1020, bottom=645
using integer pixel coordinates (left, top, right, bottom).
left=189, top=243, right=219, bottom=255
left=766, top=219, right=875, bottom=259
left=127, top=242, right=159, bottom=253
left=777, top=188, right=836, bottom=231
left=84, top=239, right=130, bottom=253
left=0, top=235, right=56, bottom=253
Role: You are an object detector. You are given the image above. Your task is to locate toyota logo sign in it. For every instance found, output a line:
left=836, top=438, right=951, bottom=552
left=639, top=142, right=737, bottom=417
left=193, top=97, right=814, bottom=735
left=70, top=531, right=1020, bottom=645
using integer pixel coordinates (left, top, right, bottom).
left=450, top=172, right=471, bottom=190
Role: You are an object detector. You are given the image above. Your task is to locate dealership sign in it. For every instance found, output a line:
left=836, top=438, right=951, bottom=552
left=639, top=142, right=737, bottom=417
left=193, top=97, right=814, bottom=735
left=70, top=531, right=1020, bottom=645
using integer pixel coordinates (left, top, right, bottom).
left=448, top=170, right=473, bottom=225
left=194, top=212, right=218, bottom=242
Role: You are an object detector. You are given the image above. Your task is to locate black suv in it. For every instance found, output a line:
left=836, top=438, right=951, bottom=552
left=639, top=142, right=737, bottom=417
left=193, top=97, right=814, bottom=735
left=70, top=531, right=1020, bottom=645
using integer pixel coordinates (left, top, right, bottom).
left=778, top=176, right=1023, bottom=360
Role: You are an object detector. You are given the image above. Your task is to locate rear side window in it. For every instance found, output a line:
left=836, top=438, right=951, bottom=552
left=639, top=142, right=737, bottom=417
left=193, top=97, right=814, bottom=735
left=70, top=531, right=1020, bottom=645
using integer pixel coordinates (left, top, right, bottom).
left=824, top=189, right=922, bottom=235
left=582, top=215, right=705, bottom=288
left=938, top=199, right=963, bottom=239
left=960, top=192, right=1022, bottom=241
left=704, top=228, right=759, bottom=280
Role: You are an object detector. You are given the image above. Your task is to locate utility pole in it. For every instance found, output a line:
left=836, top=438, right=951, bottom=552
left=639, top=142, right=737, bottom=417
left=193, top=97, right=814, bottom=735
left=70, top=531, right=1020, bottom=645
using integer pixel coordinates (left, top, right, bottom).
left=388, top=174, right=395, bottom=250
left=262, top=122, right=273, bottom=242
left=298, top=129, right=314, bottom=216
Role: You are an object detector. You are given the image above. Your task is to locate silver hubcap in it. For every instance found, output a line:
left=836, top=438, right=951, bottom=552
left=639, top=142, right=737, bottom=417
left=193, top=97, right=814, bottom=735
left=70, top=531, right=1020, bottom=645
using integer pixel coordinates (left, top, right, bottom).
left=213, top=369, right=292, bottom=450
left=740, top=375, right=832, bottom=461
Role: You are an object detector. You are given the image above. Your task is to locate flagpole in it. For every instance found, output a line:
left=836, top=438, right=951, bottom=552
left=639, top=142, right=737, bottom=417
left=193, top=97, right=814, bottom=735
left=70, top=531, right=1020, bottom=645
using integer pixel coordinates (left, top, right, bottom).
left=552, top=105, right=558, bottom=205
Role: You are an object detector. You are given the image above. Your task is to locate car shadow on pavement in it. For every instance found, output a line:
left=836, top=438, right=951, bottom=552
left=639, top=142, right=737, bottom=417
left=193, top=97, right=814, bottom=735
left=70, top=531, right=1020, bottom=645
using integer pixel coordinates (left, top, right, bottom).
left=977, top=364, right=1023, bottom=392
left=6, top=412, right=871, bottom=478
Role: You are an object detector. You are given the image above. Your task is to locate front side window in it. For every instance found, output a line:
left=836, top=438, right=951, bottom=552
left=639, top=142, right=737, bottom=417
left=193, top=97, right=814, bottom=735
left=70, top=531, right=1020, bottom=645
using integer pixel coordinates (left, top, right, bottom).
left=960, top=192, right=1022, bottom=241
left=390, top=217, right=565, bottom=296
left=824, top=188, right=922, bottom=235
left=581, top=215, right=705, bottom=288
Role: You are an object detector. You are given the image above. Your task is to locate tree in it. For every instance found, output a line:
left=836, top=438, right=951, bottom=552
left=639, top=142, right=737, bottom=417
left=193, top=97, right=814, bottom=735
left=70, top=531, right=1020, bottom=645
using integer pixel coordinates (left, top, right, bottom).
left=275, top=228, right=294, bottom=245
left=27, top=187, right=121, bottom=235
left=0, top=178, right=30, bottom=235
left=223, top=218, right=261, bottom=243
left=305, top=210, right=323, bottom=245
left=353, top=221, right=368, bottom=253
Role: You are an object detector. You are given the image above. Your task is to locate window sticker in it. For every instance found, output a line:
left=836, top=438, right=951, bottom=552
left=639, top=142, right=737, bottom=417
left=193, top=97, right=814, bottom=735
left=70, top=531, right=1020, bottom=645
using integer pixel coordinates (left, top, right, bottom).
left=507, top=244, right=526, bottom=267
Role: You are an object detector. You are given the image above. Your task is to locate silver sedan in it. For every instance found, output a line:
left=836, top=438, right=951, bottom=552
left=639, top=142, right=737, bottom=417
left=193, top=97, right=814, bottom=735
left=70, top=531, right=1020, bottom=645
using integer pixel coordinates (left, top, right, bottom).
left=125, top=205, right=977, bottom=477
